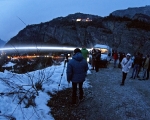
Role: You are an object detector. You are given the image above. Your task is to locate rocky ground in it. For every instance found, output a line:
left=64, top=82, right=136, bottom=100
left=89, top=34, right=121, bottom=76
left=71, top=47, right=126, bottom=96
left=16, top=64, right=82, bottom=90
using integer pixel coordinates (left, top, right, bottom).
left=47, top=62, right=150, bottom=120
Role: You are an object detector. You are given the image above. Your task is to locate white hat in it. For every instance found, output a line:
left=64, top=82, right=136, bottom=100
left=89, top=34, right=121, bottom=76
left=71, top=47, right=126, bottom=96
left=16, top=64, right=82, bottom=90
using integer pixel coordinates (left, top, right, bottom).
left=126, top=53, right=131, bottom=56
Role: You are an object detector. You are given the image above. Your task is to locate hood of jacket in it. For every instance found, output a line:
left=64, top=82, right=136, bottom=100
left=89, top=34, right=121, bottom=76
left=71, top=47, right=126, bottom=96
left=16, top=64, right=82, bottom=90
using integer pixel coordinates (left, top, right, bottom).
left=72, top=52, right=84, bottom=61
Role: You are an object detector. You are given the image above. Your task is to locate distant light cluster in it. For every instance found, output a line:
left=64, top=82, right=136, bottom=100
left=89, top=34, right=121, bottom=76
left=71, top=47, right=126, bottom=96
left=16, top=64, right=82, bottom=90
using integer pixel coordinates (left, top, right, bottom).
left=72, top=18, right=92, bottom=22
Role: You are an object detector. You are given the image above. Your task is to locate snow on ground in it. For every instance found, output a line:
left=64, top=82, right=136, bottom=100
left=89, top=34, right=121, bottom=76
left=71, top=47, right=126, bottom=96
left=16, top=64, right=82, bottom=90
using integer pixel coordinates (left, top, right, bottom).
left=0, top=62, right=92, bottom=120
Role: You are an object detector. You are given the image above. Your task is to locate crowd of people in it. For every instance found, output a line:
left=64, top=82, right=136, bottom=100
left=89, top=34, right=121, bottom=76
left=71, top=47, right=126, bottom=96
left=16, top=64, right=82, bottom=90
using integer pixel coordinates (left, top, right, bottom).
left=66, top=46, right=150, bottom=104
left=112, top=51, right=150, bottom=85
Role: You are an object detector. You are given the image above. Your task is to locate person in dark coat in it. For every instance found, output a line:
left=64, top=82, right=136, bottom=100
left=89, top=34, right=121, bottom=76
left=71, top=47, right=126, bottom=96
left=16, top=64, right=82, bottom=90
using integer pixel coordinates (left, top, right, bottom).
left=91, top=48, right=97, bottom=70
left=137, top=53, right=144, bottom=78
left=130, top=52, right=141, bottom=79
left=67, top=48, right=88, bottom=104
left=94, top=49, right=101, bottom=72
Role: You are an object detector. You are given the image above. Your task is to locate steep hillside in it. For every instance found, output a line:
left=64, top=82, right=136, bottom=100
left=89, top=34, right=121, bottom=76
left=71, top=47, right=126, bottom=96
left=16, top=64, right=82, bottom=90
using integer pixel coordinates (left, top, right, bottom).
left=5, top=10, right=150, bottom=55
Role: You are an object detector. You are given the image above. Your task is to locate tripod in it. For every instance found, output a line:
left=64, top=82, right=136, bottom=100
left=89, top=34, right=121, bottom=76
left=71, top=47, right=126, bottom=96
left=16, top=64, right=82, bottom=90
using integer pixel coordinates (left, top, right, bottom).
left=58, top=58, right=68, bottom=92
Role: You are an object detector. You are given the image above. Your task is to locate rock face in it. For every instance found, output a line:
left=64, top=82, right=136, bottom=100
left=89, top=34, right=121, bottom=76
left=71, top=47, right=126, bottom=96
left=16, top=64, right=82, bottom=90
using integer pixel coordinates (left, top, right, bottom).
left=5, top=6, right=150, bottom=55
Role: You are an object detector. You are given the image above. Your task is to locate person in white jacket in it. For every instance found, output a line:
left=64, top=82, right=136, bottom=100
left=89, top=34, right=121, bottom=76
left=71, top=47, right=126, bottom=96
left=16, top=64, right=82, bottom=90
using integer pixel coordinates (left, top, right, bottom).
left=120, top=53, right=132, bottom=85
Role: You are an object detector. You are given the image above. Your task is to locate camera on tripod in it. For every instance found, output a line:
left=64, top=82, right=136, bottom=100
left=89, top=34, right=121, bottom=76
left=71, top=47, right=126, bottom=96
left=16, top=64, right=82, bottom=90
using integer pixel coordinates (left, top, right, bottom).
left=64, top=53, right=69, bottom=65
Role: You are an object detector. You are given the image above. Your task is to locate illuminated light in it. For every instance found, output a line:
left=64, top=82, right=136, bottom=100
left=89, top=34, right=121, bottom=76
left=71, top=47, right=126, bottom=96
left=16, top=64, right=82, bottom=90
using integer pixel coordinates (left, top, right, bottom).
left=0, top=46, right=92, bottom=53
left=0, top=46, right=76, bottom=51
left=76, top=19, right=81, bottom=21
left=7, top=56, right=11, bottom=59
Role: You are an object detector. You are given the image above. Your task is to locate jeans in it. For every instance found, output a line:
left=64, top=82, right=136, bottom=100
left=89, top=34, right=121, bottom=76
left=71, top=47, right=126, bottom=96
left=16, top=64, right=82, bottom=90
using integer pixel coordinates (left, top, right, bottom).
left=114, top=59, right=117, bottom=67
left=142, top=68, right=147, bottom=79
left=131, top=64, right=139, bottom=78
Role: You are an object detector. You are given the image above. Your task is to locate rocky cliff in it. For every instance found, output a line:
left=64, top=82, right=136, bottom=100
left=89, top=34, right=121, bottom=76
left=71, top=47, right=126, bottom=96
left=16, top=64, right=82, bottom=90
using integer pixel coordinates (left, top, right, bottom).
left=5, top=6, right=150, bottom=55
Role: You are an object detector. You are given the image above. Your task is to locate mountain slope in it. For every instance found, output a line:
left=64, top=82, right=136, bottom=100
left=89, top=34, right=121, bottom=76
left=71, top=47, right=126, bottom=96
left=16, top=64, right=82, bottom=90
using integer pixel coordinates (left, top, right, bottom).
left=5, top=8, right=150, bottom=55
left=111, top=5, right=150, bottom=18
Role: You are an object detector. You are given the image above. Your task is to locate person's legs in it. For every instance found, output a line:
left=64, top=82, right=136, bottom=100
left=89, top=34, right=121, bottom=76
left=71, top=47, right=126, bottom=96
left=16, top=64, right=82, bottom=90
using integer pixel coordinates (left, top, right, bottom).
left=131, top=64, right=136, bottom=78
left=146, top=69, right=149, bottom=80
left=79, top=82, right=83, bottom=100
left=92, top=59, right=95, bottom=70
left=121, top=72, right=127, bottom=85
left=142, top=68, right=147, bottom=79
left=95, top=61, right=99, bottom=72
left=72, top=82, right=77, bottom=104
left=137, top=65, right=141, bottom=78
left=134, top=65, right=139, bottom=79
left=114, top=59, right=117, bottom=68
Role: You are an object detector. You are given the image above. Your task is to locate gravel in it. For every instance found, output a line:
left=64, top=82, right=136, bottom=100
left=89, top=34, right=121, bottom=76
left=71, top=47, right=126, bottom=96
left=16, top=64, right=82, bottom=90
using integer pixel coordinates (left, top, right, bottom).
left=47, top=61, right=150, bottom=120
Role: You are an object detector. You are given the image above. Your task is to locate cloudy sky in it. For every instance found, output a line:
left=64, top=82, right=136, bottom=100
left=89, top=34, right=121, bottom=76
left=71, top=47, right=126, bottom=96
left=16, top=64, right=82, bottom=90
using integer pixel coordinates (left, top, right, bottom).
left=0, top=0, right=150, bottom=42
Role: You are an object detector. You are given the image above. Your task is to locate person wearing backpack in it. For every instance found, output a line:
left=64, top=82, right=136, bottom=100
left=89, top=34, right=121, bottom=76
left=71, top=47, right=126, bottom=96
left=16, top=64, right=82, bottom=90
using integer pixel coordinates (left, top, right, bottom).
left=91, top=48, right=97, bottom=70
left=94, top=49, right=101, bottom=72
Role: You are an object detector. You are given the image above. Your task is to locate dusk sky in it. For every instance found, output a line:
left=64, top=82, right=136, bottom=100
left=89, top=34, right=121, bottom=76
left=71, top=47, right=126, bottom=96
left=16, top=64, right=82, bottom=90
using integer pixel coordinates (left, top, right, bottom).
left=0, top=0, right=150, bottom=42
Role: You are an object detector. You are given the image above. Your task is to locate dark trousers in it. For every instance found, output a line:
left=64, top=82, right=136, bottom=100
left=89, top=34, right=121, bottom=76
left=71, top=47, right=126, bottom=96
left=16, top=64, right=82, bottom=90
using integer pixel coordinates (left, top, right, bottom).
left=146, top=69, right=149, bottom=79
left=72, top=82, right=83, bottom=103
left=121, top=72, right=127, bottom=84
left=95, top=60, right=99, bottom=72
left=131, top=64, right=139, bottom=78
left=92, top=59, right=95, bottom=69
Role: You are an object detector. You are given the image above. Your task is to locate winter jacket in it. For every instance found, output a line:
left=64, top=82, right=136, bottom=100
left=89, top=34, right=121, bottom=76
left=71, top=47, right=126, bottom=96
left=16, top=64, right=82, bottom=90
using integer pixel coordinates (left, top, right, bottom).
left=91, top=49, right=96, bottom=60
left=81, top=48, right=89, bottom=61
left=121, top=57, right=132, bottom=73
left=134, top=55, right=142, bottom=65
left=95, top=50, right=101, bottom=61
left=67, top=52, right=88, bottom=83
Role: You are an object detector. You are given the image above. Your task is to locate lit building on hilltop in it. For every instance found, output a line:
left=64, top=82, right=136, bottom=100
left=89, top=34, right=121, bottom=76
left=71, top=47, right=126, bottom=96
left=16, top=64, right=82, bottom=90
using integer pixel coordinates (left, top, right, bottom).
left=72, top=18, right=92, bottom=22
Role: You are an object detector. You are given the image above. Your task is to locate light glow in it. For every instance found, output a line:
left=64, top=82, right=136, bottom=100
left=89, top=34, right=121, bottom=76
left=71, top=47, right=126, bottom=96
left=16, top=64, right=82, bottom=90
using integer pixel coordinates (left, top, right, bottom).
left=0, top=46, right=92, bottom=52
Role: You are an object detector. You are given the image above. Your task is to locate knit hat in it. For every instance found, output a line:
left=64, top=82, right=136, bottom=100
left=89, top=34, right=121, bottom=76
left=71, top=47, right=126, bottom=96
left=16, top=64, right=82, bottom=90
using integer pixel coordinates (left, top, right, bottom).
left=74, top=48, right=81, bottom=54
